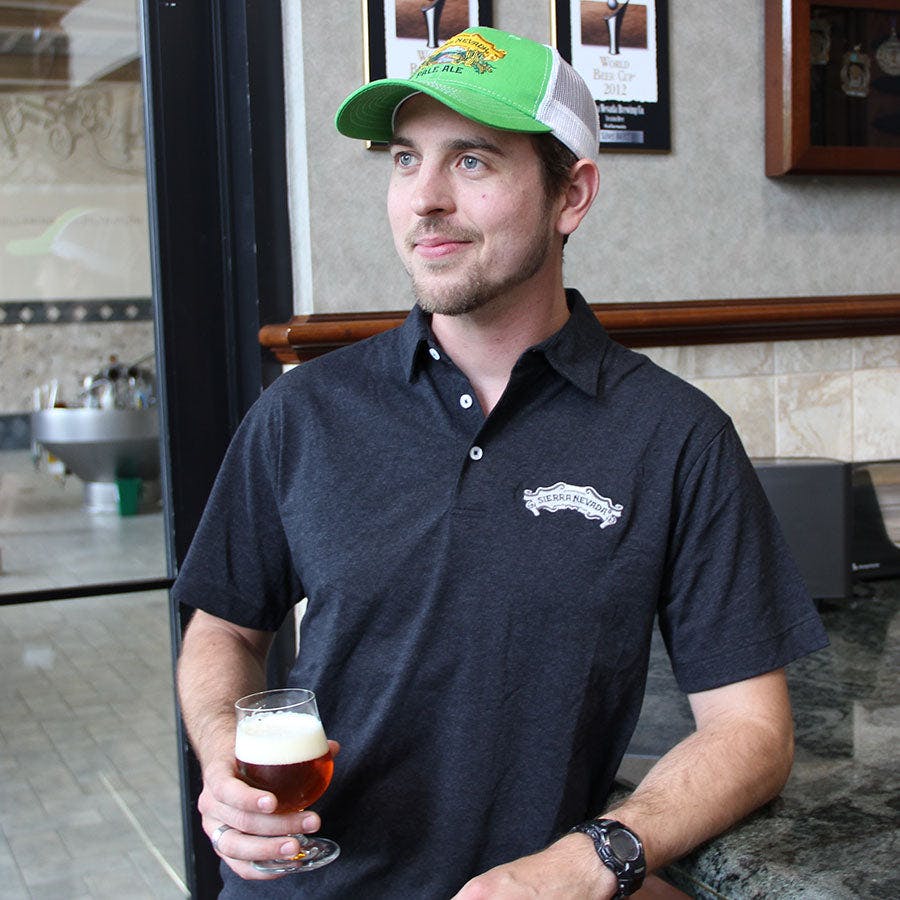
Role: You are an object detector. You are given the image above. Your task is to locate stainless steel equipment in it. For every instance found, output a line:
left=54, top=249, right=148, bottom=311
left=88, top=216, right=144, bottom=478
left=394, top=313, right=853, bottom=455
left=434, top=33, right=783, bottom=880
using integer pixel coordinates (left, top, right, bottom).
left=31, top=407, right=161, bottom=513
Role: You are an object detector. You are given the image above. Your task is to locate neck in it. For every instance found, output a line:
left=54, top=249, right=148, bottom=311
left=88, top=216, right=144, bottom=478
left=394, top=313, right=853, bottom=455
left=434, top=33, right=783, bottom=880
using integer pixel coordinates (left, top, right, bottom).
left=430, top=280, right=570, bottom=415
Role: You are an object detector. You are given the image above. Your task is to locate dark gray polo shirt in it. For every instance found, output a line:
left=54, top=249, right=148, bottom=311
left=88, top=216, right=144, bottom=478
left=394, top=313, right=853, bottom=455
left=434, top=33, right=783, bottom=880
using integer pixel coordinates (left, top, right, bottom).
left=174, top=290, right=827, bottom=899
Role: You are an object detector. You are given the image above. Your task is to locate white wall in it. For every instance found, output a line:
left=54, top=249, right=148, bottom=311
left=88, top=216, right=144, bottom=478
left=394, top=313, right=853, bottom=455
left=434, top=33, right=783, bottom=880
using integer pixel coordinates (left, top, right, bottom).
left=285, top=1, right=899, bottom=312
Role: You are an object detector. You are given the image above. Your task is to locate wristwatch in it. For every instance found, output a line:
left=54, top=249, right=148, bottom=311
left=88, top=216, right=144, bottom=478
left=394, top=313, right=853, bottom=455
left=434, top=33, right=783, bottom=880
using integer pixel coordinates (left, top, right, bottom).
left=569, top=818, right=646, bottom=897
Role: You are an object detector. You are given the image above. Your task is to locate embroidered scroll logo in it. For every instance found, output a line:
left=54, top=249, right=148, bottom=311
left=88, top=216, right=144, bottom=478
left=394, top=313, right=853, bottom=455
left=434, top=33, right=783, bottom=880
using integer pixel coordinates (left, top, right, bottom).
left=523, top=482, right=624, bottom=528
left=414, top=33, right=506, bottom=78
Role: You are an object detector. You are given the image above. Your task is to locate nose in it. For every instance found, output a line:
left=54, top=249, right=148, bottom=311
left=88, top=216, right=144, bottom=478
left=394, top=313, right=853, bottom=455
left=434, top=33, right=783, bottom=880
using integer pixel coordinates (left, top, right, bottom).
left=409, top=162, right=455, bottom=218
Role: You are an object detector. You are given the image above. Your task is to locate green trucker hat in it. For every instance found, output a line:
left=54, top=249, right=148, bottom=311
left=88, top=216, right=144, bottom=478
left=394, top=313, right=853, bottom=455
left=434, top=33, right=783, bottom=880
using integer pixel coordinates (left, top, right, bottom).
left=335, top=27, right=599, bottom=161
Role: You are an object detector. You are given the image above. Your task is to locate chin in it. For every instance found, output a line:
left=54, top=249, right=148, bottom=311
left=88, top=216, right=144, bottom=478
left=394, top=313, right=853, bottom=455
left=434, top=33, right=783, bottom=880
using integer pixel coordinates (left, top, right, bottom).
left=415, top=293, right=487, bottom=317
left=412, top=272, right=493, bottom=317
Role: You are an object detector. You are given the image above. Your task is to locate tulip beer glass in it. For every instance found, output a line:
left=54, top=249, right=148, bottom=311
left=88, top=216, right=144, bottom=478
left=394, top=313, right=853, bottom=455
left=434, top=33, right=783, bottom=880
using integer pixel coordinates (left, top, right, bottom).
left=234, top=688, right=339, bottom=872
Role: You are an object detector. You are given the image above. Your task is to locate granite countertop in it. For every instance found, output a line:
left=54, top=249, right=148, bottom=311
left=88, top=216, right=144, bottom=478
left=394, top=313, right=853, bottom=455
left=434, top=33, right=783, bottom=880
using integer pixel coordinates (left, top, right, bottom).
left=623, top=578, right=899, bottom=899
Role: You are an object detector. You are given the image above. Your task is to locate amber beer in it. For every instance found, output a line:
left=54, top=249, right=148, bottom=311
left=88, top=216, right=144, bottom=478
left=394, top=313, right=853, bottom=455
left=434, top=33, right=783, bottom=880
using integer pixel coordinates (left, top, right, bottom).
left=235, top=710, right=334, bottom=812
left=234, top=689, right=340, bottom=871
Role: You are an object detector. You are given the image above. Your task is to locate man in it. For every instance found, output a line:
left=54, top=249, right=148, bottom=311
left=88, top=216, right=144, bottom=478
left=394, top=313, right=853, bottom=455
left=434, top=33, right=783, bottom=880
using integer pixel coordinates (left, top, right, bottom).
left=174, top=27, right=827, bottom=898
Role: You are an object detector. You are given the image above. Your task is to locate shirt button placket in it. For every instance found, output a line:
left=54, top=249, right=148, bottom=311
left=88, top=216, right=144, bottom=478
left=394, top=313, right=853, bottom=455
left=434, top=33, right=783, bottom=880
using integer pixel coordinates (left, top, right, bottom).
left=459, top=395, right=482, bottom=461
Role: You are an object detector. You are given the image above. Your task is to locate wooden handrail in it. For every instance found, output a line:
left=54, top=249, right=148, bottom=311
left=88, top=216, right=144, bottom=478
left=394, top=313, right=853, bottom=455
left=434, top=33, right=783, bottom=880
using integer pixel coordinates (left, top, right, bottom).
left=259, top=294, right=900, bottom=364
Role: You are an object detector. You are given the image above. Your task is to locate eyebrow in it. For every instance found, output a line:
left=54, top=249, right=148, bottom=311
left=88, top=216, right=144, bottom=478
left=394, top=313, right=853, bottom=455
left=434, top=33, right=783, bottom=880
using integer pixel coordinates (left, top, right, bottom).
left=388, top=135, right=507, bottom=157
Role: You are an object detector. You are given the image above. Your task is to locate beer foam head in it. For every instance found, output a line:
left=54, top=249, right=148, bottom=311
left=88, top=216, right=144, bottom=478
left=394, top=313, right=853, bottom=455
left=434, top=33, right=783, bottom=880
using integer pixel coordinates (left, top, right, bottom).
left=235, top=711, right=329, bottom=765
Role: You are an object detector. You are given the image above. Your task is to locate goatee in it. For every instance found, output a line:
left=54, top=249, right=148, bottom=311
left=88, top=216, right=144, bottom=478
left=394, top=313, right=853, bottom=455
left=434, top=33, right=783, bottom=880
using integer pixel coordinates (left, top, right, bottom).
left=407, top=220, right=553, bottom=317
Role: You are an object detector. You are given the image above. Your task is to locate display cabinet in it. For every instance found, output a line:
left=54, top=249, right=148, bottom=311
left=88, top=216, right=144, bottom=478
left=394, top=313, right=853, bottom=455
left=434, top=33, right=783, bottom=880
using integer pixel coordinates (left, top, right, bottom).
left=766, top=0, right=900, bottom=174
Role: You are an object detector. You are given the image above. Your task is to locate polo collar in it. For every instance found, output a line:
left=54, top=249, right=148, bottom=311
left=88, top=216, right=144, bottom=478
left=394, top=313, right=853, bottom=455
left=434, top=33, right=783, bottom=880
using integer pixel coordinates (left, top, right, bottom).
left=400, top=304, right=436, bottom=383
left=400, top=289, right=609, bottom=397
left=536, top=289, right=608, bottom=398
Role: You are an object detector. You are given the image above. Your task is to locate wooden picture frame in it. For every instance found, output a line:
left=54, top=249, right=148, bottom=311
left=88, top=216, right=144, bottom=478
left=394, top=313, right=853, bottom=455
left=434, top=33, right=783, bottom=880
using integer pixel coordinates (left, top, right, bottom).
left=765, top=0, right=900, bottom=175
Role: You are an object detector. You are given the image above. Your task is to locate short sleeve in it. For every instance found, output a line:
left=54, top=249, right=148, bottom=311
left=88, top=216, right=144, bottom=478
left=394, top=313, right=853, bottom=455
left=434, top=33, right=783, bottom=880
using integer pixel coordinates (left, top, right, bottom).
left=658, top=421, right=828, bottom=694
left=171, top=391, right=303, bottom=631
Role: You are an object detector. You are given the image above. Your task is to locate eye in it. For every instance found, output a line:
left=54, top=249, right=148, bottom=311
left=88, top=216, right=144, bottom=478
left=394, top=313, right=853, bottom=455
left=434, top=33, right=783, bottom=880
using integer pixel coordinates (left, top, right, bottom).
left=459, top=155, right=483, bottom=172
left=392, top=150, right=416, bottom=169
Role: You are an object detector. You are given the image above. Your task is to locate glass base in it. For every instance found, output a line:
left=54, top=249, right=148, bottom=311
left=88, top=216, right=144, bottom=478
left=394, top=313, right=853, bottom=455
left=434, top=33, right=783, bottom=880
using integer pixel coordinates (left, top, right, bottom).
left=252, top=836, right=340, bottom=873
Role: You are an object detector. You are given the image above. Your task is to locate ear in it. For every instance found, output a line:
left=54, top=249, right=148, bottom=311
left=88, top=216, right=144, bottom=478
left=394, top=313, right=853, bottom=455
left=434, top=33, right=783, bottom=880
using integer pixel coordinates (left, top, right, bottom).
left=556, top=159, right=600, bottom=238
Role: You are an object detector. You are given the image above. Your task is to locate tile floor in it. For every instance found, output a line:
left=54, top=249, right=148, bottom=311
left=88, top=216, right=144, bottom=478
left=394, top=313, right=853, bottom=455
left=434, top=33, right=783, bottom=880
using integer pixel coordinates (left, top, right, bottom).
left=0, top=451, right=167, bottom=594
left=0, top=590, right=186, bottom=899
left=1, top=450, right=184, bottom=898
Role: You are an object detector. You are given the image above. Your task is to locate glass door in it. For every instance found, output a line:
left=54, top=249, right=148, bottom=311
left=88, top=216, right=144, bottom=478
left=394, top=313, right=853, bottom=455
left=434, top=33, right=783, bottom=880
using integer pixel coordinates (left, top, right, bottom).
left=0, top=6, right=187, bottom=895
left=0, top=0, right=167, bottom=601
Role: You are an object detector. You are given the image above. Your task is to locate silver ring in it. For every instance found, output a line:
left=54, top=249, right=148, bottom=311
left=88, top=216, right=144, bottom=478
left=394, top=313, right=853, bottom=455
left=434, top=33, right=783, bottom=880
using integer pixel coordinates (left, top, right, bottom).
left=211, top=823, right=233, bottom=853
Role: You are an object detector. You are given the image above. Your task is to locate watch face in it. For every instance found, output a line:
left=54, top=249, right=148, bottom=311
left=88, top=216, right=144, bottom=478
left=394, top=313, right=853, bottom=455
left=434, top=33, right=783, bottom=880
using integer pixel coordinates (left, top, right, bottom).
left=608, top=828, right=641, bottom=862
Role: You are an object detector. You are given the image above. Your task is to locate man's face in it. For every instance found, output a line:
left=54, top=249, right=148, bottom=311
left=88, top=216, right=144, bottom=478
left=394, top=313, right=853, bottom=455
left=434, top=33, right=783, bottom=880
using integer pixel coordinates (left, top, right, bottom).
left=387, top=94, right=563, bottom=317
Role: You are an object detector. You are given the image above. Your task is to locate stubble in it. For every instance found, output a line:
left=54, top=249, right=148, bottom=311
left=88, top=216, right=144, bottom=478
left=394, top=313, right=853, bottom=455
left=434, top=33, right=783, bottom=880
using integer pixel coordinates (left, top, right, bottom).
left=406, top=216, right=556, bottom=317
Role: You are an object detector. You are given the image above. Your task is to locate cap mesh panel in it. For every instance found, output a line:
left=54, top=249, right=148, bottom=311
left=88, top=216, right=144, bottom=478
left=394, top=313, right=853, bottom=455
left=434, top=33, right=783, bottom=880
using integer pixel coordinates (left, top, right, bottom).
left=536, top=52, right=599, bottom=161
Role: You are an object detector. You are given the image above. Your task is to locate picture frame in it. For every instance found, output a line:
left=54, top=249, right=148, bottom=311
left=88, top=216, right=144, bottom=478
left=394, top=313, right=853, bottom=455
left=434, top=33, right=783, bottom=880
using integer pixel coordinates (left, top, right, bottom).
left=363, top=0, right=493, bottom=84
left=765, top=0, right=900, bottom=175
left=551, top=0, right=671, bottom=152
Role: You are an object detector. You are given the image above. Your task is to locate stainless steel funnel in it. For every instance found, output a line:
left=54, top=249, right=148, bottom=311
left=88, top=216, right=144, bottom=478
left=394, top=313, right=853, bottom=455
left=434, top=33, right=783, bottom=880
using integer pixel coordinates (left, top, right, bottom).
left=31, top=407, right=161, bottom=512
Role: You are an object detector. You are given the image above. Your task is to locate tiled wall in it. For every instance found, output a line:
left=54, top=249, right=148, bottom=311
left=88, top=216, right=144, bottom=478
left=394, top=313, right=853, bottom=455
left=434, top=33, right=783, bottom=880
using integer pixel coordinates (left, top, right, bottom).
left=643, top=336, right=900, bottom=462
left=0, top=301, right=154, bottom=449
left=5, top=308, right=896, bottom=464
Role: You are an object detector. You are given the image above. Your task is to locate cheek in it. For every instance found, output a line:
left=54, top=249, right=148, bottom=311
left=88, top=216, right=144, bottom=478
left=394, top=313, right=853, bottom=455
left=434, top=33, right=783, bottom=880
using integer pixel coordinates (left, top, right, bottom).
left=386, top=193, right=408, bottom=245
left=480, top=193, right=544, bottom=242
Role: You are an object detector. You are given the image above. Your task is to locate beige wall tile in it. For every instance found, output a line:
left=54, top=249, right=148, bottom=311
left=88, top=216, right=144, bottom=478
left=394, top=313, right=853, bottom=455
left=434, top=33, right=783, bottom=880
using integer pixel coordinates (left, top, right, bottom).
left=692, top=342, right=773, bottom=378
left=775, top=338, right=853, bottom=374
left=776, top=373, right=853, bottom=460
left=637, top=346, right=694, bottom=379
left=690, top=376, right=776, bottom=457
left=853, top=369, right=900, bottom=461
left=853, top=335, right=900, bottom=370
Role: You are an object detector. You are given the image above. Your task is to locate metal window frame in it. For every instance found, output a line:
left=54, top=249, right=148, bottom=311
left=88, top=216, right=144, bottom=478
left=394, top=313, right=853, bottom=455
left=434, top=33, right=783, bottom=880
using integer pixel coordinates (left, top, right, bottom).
left=141, top=2, right=294, bottom=895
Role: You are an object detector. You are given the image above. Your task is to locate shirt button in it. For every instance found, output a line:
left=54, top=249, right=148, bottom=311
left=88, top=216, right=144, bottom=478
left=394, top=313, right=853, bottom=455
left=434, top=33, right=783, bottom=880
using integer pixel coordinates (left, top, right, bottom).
left=469, top=446, right=483, bottom=461
left=459, top=394, right=474, bottom=409
left=429, top=347, right=441, bottom=361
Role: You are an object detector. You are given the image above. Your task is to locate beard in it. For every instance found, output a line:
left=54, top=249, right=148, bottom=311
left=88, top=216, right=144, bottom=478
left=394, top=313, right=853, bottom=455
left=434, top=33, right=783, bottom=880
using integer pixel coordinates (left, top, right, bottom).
left=405, top=217, right=555, bottom=317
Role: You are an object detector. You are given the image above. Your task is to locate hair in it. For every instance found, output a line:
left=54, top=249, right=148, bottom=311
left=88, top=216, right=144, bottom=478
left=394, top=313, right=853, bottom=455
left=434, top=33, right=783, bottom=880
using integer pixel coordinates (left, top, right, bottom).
left=531, top=133, right=579, bottom=200
left=531, top=133, right=580, bottom=246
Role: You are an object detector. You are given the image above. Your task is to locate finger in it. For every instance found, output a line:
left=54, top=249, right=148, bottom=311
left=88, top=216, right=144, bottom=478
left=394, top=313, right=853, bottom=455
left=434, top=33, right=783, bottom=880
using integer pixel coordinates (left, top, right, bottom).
left=214, top=834, right=302, bottom=882
left=200, top=770, right=279, bottom=817
left=211, top=823, right=303, bottom=865
left=327, top=738, right=341, bottom=756
left=203, top=805, right=320, bottom=842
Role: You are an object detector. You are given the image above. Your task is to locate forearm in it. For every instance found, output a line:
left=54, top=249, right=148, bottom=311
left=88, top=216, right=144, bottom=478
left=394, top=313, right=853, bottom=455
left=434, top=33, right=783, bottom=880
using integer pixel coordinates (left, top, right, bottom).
left=544, top=670, right=795, bottom=898
left=176, top=609, right=273, bottom=771
left=604, top=702, right=793, bottom=871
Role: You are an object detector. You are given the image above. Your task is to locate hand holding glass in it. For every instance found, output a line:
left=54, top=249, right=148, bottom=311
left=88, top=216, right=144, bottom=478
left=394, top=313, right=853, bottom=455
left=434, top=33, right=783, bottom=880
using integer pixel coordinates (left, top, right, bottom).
left=234, top=688, right=339, bottom=872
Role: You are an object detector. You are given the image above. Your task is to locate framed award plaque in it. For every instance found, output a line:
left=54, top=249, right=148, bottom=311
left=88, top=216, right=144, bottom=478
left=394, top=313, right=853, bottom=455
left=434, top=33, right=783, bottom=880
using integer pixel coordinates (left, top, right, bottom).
left=552, top=0, right=671, bottom=152
left=765, top=0, right=900, bottom=175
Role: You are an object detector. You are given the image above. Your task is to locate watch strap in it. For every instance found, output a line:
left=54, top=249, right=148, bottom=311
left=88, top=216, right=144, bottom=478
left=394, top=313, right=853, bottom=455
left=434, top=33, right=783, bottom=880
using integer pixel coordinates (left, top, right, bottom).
left=569, top=817, right=646, bottom=897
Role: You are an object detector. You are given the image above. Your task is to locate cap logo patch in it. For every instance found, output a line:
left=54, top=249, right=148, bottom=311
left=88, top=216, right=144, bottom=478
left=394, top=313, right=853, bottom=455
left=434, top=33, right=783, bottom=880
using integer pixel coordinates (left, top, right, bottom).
left=414, top=32, right=506, bottom=78
left=523, top=482, right=624, bottom=528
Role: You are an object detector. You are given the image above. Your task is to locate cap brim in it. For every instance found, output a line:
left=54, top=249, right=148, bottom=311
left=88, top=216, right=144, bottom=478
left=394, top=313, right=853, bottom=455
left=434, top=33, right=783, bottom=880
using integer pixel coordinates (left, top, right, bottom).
left=335, top=78, right=552, bottom=143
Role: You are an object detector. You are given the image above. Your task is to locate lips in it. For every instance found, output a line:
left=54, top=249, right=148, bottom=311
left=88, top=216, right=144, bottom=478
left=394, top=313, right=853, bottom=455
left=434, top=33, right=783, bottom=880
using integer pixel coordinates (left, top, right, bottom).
left=414, top=237, right=469, bottom=259
left=409, top=227, right=477, bottom=260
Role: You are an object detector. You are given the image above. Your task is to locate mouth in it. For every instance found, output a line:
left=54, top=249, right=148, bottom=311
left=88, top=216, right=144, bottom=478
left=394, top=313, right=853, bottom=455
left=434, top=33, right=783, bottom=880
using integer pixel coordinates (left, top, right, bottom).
left=408, top=226, right=477, bottom=261
left=413, top=237, right=471, bottom=260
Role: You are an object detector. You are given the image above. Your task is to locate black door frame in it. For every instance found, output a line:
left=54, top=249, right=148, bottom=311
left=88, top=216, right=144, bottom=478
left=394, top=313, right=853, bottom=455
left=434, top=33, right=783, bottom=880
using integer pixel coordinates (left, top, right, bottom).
left=141, top=2, right=295, bottom=895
